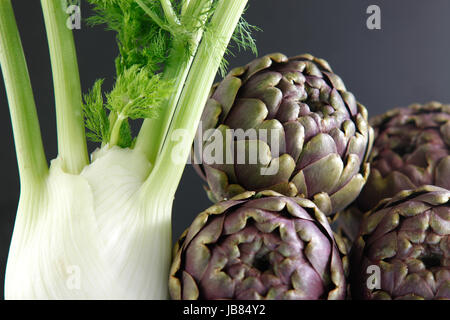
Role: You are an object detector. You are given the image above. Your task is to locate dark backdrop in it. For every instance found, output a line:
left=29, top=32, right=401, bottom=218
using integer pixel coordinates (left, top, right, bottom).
left=1, top=0, right=450, bottom=299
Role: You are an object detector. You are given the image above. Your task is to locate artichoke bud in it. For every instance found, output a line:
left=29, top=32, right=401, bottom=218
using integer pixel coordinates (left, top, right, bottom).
left=170, top=191, right=347, bottom=300
left=192, top=53, right=374, bottom=216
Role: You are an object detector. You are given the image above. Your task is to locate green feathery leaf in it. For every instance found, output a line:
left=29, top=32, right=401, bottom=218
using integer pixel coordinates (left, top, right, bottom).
left=217, top=16, right=260, bottom=76
left=83, top=0, right=258, bottom=146
left=87, top=0, right=172, bottom=73
left=231, top=16, right=260, bottom=56
left=83, top=79, right=110, bottom=143
left=83, top=65, right=172, bottom=145
left=202, top=13, right=260, bottom=77
left=106, top=65, right=172, bottom=120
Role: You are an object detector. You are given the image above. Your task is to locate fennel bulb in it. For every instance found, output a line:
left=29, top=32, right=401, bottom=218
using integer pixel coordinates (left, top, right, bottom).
left=6, top=147, right=172, bottom=299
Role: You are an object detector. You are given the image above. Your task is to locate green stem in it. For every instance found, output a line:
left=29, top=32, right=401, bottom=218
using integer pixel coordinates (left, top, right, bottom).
left=143, top=0, right=248, bottom=195
left=160, top=0, right=179, bottom=26
left=181, top=0, right=191, bottom=15
left=135, top=0, right=171, bottom=33
left=41, top=0, right=88, bottom=174
left=134, top=41, right=191, bottom=165
left=0, top=0, right=48, bottom=187
left=135, top=0, right=213, bottom=165
left=109, top=113, right=124, bottom=147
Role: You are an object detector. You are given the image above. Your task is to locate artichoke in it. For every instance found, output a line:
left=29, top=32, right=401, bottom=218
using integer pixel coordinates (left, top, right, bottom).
left=169, top=191, right=346, bottom=300
left=357, top=102, right=450, bottom=212
left=193, top=53, right=373, bottom=216
left=351, top=185, right=450, bottom=300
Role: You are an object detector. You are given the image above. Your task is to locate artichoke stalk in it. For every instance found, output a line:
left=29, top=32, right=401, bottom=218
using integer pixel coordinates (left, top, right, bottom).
left=357, top=102, right=450, bottom=212
left=193, top=53, right=374, bottom=216
left=169, top=191, right=346, bottom=300
left=351, top=185, right=450, bottom=300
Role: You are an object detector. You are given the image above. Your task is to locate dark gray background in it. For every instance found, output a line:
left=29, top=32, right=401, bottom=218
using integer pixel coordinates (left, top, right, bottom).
left=1, top=0, right=450, bottom=299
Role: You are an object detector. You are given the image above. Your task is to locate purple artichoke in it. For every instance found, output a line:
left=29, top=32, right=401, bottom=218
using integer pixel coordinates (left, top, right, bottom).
left=193, top=53, right=373, bottom=216
left=357, top=102, right=450, bottom=212
left=351, top=185, right=450, bottom=300
left=169, top=191, right=346, bottom=300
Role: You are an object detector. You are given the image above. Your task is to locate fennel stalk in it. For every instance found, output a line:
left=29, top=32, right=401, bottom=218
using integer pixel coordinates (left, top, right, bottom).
left=0, top=0, right=250, bottom=299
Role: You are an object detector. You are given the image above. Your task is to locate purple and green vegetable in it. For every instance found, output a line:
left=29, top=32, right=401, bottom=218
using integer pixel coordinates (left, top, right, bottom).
left=0, top=0, right=448, bottom=300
